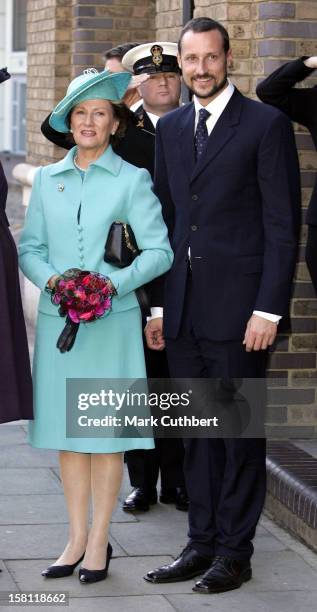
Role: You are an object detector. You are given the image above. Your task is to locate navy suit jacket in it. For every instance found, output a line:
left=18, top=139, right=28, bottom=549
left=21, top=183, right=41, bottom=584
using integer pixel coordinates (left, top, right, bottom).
left=154, top=88, right=301, bottom=341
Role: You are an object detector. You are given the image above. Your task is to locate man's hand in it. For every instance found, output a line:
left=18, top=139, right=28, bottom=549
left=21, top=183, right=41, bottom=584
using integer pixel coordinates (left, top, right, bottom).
left=243, top=314, right=277, bottom=352
left=129, top=73, right=150, bottom=90
left=144, top=317, right=165, bottom=351
left=304, top=57, right=317, bottom=69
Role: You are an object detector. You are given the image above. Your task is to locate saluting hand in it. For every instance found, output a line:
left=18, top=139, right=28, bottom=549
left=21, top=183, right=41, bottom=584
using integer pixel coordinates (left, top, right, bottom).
left=304, top=57, right=317, bottom=69
left=128, top=73, right=150, bottom=90
left=243, top=314, right=277, bottom=352
left=144, top=317, right=165, bottom=351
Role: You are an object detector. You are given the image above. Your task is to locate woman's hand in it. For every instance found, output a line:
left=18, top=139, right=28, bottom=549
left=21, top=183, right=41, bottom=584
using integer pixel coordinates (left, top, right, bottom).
left=106, top=278, right=117, bottom=295
left=46, top=274, right=60, bottom=291
left=304, top=57, right=317, bottom=69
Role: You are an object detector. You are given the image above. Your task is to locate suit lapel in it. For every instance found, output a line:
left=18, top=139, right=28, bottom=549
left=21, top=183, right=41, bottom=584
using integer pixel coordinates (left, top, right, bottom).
left=190, top=89, right=243, bottom=183
left=177, top=104, right=196, bottom=180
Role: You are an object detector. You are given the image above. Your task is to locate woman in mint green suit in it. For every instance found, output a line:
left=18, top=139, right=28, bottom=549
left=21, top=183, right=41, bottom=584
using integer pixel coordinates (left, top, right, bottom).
left=19, top=69, right=173, bottom=583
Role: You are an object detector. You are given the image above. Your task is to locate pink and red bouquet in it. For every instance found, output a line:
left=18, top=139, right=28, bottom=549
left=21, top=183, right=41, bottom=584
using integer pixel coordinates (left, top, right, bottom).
left=49, top=268, right=115, bottom=352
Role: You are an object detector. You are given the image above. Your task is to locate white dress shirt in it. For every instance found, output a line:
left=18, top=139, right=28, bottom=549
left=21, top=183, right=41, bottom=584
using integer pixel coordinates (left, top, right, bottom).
left=149, top=81, right=280, bottom=324
left=130, top=99, right=143, bottom=113
left=145, top=111, right=160, bottom=128
left=193, top=80, right=235, bottom=134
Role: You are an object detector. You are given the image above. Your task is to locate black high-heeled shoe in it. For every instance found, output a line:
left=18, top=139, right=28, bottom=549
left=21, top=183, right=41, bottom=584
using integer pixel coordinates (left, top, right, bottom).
left=42, top=552, right=85, bottom=578
left=79, top=542, right=113, bottom=584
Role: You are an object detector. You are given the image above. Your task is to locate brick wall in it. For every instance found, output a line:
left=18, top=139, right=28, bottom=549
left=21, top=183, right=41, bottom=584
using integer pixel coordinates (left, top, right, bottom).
left=254, top=0, right=317, bottom=437
left=72, top=0, right=156, bottom=76
left=27, top=0, right=155, bottom=165
left=26, top=0, right=72, bottom=165
left=156, top=0, right=183, bottom=40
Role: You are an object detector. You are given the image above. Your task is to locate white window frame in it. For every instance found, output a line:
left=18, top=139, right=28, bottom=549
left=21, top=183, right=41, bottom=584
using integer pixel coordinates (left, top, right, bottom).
left=3, top=0, right=27, bottom=152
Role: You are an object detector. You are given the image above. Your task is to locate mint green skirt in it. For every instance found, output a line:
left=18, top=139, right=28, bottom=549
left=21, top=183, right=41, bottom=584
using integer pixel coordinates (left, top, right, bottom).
left=29, top=307, right=154, bottom=453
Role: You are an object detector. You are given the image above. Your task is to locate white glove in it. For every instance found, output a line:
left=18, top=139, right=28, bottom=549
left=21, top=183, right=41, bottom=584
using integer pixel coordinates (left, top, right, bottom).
left=304, top=57, right=317, bottom=69
left=127, top=73, right=150, bottom=90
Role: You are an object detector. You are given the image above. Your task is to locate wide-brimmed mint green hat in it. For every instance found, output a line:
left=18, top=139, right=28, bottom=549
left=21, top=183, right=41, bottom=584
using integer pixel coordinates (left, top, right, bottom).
left=49, top=68, right=131, bottom=133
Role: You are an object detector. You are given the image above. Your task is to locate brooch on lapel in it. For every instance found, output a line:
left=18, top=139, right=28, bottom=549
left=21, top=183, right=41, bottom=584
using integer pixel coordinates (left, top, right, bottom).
left=57, top=183, right=65, bottom=192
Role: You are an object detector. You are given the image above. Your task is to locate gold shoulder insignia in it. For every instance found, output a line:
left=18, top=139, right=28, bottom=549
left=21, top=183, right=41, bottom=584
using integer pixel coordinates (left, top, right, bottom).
left=136, top=113, right=144, bottom=128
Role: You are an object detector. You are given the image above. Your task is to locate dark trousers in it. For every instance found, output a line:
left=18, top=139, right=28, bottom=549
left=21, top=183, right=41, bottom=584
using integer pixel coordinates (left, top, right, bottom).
left=125, top=328, right=185, bottom=490
left=165, top=275, right=267, bottom=560
left=125, top=439, right=185, bottom=489
left=305, top=224, right=317, bottom=294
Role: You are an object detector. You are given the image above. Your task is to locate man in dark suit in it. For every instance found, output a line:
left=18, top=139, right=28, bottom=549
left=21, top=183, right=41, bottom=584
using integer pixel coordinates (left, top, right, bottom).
left=256, top=56, right=317, bottom=294
left=144, top=17, right=301, bottom=594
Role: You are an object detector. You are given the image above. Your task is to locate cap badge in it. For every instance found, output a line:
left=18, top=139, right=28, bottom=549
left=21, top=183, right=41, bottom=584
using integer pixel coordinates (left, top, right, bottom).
left=150, top=45, right=163, bottom=67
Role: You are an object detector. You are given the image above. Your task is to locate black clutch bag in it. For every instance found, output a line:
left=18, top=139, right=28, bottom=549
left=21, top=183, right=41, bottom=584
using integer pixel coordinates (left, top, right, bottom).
left=104, top=221, right=150, bottom=316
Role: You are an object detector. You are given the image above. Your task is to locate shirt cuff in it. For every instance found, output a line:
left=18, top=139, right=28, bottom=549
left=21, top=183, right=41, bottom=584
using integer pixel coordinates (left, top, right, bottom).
left=147, top=306, right=163, bottom=321
left=253, top=310, right=281, bottom=323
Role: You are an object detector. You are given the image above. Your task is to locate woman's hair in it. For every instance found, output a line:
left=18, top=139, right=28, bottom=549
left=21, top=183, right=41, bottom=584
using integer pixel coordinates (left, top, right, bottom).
left=66, top=100, right=130, bottom=147
left=109, top=101, right=130, bottom=146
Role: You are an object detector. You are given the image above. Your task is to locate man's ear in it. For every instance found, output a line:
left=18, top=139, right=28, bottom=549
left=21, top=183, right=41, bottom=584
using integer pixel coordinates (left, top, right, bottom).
left=177, top=53, right=182, bottom=70
left=226, top=49, right=233, bottom=70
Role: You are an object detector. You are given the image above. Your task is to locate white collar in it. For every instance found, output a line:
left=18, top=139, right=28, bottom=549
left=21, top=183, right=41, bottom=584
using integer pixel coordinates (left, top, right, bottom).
left=193, top=80, right=235, bottom=120
left=145, top=111, right=160, bottom=128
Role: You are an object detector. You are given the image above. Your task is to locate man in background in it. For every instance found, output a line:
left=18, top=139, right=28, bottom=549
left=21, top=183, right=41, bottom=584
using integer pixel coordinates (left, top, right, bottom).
left=121, top=42, right=188, bottom=513
left=104, top=42, right=143, bottom=111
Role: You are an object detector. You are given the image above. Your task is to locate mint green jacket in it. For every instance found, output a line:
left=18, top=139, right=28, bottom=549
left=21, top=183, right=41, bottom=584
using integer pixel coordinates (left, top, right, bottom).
left=19, top=146, right=173, bottom=316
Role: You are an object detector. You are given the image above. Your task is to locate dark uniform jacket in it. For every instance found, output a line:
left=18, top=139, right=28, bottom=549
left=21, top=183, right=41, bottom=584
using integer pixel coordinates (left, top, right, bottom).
left=256, top=57, right=317, bottom=225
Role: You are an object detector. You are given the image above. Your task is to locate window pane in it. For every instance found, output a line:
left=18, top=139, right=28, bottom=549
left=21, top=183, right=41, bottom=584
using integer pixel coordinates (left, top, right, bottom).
left=13, top=0, right=27, bottom=52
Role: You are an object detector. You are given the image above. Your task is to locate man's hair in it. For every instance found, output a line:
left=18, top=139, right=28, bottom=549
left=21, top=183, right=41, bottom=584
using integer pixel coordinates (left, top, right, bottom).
left=178, top=17, right=230, bottom=54
left=104, top=42, right=140, bottom=62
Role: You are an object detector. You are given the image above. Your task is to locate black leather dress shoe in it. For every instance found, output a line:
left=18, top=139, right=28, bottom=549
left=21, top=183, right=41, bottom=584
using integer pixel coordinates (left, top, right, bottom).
left=144, top=545, right=212, bottom=583
left=175, top=487, right=189, bottom=512
left=122, top=487, right=157, bottom=512
left=193, top=555, right=252, bottom=594
left=159, top=487, right=177, bottom=503
left=159, top=487, right=189, bottom=512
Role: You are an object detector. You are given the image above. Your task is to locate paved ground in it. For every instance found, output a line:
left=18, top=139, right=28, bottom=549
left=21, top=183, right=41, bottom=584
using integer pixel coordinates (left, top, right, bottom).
left=1, top=157, right=317, bottom=611
left=1, top=422, right=317, bottom=612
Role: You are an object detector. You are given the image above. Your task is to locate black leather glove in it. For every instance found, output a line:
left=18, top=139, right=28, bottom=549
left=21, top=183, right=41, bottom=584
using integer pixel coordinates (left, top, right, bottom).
left=56, top=317, right=80, bottom=353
